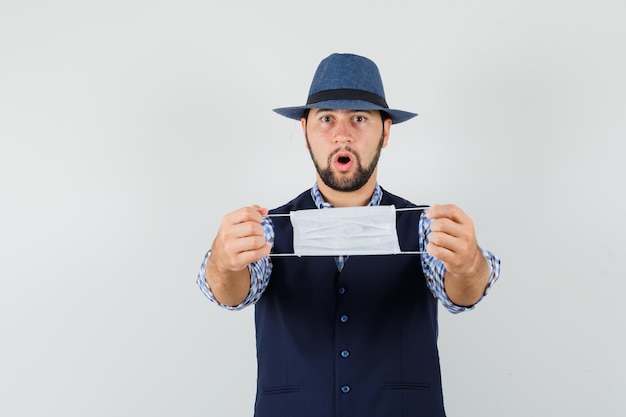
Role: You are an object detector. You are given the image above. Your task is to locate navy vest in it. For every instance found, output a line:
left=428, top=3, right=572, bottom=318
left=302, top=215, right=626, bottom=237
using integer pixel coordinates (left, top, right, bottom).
left=254, top=188, right=445, bottom=417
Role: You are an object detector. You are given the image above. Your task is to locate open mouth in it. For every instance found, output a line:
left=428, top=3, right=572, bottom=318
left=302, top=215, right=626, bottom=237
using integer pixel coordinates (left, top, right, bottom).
left=333, top=152, right=355, bottom=172
left=337, top=155, right=351, bottom=165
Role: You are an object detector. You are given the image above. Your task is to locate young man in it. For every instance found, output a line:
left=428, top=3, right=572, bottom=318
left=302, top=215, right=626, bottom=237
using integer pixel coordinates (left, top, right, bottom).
left=198, top=53, right=501, bottom=417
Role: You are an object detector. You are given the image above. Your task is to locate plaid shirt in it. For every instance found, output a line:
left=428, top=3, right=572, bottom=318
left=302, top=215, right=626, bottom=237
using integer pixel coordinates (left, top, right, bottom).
left=197, top=183, right=501, bottom=314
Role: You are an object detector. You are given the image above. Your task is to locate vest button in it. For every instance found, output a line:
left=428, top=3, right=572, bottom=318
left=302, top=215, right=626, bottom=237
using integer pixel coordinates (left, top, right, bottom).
left=340, top=315, right=349, bottom=323
left=341, top=385, right=351, bottom=393
left=341, top=350, right=350, bottom=358
left=338, top=287, right=346, bottom=295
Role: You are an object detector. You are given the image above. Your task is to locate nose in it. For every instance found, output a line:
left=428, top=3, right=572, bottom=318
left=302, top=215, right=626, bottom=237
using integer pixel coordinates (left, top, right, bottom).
left=332, top=119, right=352, bottom=144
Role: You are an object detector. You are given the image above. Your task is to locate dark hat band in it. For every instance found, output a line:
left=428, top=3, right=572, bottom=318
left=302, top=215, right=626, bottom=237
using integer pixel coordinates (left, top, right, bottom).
left=306, top=88, right=389, bottom=108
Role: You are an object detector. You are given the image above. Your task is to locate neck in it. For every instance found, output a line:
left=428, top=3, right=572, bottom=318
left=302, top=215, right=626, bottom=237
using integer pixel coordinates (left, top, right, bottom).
left=315, top=173, right=378, bottom=207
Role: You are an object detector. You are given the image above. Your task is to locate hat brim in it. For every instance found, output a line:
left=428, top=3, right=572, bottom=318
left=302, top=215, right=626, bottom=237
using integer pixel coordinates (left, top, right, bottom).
left=273, top=99, right=417, bottom=124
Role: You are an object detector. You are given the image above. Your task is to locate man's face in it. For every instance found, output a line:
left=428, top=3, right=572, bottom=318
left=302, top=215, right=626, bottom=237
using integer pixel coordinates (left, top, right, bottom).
left=302, top=109, right=391, bottom=192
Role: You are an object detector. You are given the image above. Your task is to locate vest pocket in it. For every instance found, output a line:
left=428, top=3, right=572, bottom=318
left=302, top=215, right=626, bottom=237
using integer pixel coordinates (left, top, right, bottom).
left=385, top=382, right=430, bottom=390
left=263, top=385, right=301, bottom=395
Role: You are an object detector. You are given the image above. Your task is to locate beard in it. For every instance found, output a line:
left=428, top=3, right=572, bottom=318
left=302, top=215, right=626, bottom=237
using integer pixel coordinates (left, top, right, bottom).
left=306, top=133, right=385, bottom=192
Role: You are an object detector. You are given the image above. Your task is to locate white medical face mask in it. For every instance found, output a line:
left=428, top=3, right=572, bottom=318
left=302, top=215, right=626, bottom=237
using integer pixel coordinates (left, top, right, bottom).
left=291, top=205, right=400, bottom=256
left=270, top=205, right=424, bottom=257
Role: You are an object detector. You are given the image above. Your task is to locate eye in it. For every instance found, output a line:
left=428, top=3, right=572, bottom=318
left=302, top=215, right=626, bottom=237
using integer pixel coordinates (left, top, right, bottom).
left=321, top=115, right=333, bottom=123
left=353, top=115, right=366, bottom=123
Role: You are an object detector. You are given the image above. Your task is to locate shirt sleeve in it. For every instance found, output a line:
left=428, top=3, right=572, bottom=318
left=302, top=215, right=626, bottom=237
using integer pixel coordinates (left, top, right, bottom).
left=418, top=211, right=501, bottom=314
left=196, top=217, right=275, bottom=310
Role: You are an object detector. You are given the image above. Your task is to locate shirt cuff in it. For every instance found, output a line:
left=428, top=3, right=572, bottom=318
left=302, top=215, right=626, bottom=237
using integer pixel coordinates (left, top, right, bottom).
left=442, top=247, right=501, bottom=314
left=196, top=250, right=260, bottom=311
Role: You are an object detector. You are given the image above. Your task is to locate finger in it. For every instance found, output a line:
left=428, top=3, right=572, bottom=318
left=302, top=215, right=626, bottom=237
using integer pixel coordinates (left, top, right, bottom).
left=426, top=204, right=468, bottom=224
left=248, top=205, right=269, bottom=219
left=428, top=217, right=464, bottom=237
left=225, top=205, right=268, bottom=226
left=212, top=234, right=270, bottom=272
left=428, top=206, right=476, bottom=244
left=233, top=241, right=272, bottom=267
left=425, top=239, right=457, bottom=264
left=428, top=229, right=475, bottom=257
left=224, top=234, right=269, bottom=255
left=428, top=230, right=462, bottom=254
left=225, top=220, right=266, bottom=240
left=427, top=237, right=483, bottom=276
left=426, top=240, right=464, bottom=274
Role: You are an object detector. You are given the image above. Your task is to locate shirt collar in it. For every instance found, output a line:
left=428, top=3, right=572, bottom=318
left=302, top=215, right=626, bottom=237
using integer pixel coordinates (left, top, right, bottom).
left=310, top=182, right=382, bottom=209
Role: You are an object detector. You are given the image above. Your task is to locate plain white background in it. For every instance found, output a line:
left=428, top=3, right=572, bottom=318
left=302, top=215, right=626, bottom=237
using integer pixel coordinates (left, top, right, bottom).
left=1, top=1, right=625, bottom=416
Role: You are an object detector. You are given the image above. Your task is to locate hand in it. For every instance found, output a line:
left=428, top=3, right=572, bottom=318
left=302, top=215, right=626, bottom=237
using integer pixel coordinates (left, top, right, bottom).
left=209, top=205, right=272, bottom=273
left=425, top=204, right=482, bottom=277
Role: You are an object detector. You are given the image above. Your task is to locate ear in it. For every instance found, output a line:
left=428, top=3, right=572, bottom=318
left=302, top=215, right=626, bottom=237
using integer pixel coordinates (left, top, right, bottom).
left=301, top=117, right=309, bottom=149
left=381, top=117, right=392, bottom=148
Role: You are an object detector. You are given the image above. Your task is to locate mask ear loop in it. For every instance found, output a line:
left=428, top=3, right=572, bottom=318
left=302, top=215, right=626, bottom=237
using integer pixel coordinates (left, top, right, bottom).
left=265, top=207, right=430, bottom=257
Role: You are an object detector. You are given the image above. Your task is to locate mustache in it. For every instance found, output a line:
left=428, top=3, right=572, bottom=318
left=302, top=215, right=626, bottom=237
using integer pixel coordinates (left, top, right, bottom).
left=330, top=145, right=354, bottom=156
left=328, top=146, right=359, bottom=162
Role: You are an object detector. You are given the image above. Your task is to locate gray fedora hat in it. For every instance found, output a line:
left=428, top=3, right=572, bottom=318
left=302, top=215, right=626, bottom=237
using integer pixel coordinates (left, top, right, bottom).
left=273, top=53, right=417, bottom=124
